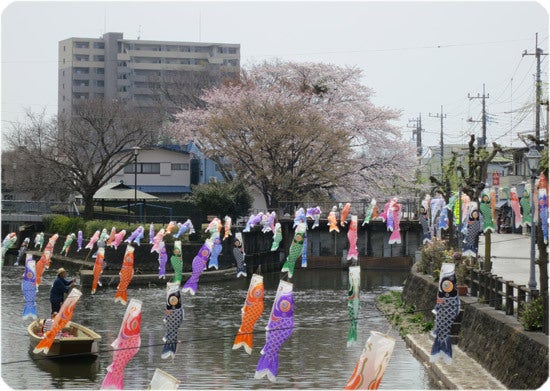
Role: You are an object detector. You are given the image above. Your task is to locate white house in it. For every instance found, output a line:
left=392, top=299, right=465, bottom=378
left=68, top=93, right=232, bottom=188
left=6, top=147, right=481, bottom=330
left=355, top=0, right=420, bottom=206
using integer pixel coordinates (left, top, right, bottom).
left=112, top=145, right=193, bottom=200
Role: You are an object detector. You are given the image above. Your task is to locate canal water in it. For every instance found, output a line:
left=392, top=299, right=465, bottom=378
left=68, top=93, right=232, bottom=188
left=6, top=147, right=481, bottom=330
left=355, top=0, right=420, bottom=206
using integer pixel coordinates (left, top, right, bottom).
left=1, top=264, right=437, bottom=389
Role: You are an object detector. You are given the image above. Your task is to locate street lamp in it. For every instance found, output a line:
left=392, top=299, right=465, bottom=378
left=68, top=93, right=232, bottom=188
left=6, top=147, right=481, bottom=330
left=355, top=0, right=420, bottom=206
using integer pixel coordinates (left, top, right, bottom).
left=525, top=144, right=541, bottom=291
left=12, top=162, right=16, bottom=200
left=132, top=147, right=141, bottom=221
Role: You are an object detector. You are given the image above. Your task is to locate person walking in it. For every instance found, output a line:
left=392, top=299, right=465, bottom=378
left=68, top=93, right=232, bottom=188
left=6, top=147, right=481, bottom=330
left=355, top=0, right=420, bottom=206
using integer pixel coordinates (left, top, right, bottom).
left=49, top=268, right=75, bottom=315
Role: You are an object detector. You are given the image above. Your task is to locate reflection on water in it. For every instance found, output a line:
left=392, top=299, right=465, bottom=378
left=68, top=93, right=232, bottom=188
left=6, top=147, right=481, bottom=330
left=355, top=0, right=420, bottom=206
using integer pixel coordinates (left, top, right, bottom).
left=2, top=265, right=437, bottom=389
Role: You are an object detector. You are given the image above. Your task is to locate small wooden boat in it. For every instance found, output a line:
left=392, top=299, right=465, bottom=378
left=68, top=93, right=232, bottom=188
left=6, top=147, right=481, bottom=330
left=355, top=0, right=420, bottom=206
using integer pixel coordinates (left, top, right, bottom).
left=27, top=319, right=101, bottom=358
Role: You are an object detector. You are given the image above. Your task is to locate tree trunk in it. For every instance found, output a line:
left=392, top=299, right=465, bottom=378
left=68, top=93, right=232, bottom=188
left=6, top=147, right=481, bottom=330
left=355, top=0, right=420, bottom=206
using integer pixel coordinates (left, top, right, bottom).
left=83, top=193, right=95, bottom=220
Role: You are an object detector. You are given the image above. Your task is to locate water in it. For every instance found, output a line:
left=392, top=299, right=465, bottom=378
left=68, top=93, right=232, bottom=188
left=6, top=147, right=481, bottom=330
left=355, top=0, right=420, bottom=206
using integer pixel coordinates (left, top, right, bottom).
left=1, top=265, right=436, bottom=389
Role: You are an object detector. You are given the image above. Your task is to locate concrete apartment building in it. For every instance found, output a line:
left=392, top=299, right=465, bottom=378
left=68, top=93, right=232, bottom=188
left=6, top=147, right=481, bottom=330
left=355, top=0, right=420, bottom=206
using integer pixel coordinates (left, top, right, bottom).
left=58, top=32, right=240, bottom=117
left=56, top=32, right=240, bottom=201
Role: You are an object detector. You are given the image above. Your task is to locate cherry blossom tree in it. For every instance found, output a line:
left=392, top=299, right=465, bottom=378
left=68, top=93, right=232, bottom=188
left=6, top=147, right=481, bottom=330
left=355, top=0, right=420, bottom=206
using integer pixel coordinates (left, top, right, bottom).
left=170, top=60, right=418, bottom=208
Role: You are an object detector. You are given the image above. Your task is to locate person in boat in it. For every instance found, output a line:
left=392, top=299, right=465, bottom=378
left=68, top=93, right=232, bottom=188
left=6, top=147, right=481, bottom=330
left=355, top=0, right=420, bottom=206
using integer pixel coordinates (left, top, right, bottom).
left=49, top=268, right=75, bottom=315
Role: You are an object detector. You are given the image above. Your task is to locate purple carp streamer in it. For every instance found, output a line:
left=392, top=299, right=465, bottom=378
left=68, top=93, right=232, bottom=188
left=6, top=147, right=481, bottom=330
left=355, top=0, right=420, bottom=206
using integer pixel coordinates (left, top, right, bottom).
left=255, top=280, right=294, bottom=382
left=281, top=221, right=307, bottom=278
left=181, top=239, right=213, bottom=295
left=430, top=263, right=460, bottom=364
left=347, top=265, right=361, bottom=347
left=344, top=331, right=396, bottom=389
left=301, top=230, right=308, bottom=267
left=161, top=282, right=184, bottom=359
left=158, top=241, right=168, bottom=279
left=538, top=173, right=548, bottom=244
left=101, top=299, right=142, bottom=389
left=306, top=206, right=322, bottom=229
left=21, top=255, right=37, bottom=319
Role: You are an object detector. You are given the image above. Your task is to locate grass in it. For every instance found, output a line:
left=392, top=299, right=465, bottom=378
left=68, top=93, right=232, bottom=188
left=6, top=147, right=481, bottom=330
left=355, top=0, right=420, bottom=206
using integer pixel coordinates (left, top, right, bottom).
left=375, top=291, right=434, bottom=337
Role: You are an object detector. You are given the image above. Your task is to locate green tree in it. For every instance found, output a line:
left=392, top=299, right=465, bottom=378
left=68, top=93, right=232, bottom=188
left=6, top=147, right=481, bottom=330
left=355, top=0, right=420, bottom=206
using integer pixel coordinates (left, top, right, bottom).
left=186, top=180, right=253, bottom=220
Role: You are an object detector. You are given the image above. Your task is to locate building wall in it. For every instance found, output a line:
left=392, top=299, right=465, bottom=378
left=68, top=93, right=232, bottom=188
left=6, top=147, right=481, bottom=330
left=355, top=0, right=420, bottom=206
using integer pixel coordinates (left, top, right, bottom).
left=58, top=32, right=240, bottom=118
left=111, top=148, right=191, bottom=188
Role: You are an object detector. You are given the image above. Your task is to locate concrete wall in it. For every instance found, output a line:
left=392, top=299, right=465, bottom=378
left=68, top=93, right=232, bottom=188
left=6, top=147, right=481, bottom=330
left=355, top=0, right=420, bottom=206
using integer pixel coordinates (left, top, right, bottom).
left=402, top=267, right=549, bottom=390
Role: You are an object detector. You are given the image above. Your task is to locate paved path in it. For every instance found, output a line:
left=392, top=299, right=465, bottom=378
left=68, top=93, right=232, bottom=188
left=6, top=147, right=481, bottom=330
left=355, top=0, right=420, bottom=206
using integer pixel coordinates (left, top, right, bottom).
left=404, top=232, right=539, bottom=389
left=478, top=232, right=539, bottom=289
left=405, top=333, right=506, bottom=389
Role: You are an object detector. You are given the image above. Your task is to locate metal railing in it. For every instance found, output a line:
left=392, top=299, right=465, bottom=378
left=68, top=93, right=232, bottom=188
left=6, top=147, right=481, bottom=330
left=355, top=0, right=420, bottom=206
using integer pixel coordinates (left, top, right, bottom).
left=1, top=200, right=70, bottom=215
left=466, top=267, right=540, bottom=322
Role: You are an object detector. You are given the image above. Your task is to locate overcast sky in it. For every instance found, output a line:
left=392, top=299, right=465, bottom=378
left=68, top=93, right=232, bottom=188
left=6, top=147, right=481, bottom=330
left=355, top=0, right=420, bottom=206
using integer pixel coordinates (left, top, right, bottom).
left=1, top=1, right=548, bottom=150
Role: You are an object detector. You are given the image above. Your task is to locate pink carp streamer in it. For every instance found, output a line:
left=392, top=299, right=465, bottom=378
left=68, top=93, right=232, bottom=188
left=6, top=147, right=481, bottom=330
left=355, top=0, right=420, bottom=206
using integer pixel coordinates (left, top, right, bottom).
left=347, top=215, right=359, bottom=262
left=344, top=331, right=396, bottom=389
left=232, top=274, right=264, bottom=354
left=254, top=280, right=294, bottom=382
left=510, top=187, right=522, bottom=228
left=101, top=299, right=142, bottom=389
left=33, top=289, right=82, bottom=355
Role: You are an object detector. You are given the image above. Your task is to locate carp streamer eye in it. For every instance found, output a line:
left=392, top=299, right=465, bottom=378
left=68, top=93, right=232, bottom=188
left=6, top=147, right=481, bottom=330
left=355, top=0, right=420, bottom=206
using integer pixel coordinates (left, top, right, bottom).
left=441, top=279, right=454, bottom=293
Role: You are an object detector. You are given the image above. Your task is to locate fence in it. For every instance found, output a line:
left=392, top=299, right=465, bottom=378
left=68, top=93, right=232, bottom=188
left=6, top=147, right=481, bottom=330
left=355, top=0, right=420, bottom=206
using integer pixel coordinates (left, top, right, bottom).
left=466, top=267, right=540, bottom=321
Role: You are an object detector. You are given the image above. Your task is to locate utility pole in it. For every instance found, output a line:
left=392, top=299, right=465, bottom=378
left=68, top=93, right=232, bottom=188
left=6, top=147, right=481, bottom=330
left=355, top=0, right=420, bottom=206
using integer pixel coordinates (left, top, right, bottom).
left=468, top=84, right=489, bottom=147
left=429, top=105, right=447, bottom=178
left=408, top=113, right=423, bottom=157
left=523, top=32, right=548, bottom=141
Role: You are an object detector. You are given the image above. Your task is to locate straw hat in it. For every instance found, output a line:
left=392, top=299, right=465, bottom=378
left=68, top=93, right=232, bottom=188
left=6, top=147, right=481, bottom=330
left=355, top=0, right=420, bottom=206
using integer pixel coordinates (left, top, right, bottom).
left=57, top=268, right=66, bottom=276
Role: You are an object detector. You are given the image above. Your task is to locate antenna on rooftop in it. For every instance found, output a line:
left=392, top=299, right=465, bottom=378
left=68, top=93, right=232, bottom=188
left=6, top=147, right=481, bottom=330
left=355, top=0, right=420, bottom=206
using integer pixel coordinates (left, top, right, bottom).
left=137, top=25, right=142, bottom=40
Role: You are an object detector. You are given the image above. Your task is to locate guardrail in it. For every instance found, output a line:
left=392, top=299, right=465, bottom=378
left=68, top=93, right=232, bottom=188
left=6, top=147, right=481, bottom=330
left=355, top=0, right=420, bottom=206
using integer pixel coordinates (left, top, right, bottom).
left=466, top=267, right=540, bottom=320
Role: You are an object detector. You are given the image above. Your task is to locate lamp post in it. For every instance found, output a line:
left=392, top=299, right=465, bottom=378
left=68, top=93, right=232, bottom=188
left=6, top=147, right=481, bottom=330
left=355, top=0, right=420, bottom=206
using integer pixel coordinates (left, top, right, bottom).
left=132, top=147, right=141, bottom=222
left=12, top=162, right=16, bottom=200
left=525, top=144, right=541, bottom=291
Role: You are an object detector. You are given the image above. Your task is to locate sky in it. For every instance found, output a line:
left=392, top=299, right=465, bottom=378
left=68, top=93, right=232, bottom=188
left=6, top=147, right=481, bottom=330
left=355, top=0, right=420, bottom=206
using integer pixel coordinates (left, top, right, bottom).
left=1, top=0, right=548, bottom=150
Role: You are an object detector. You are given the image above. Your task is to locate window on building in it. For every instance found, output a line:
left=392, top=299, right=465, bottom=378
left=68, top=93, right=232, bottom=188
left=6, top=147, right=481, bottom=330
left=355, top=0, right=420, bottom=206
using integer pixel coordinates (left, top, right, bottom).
left=96, top=80, right=104, bottom=87
left=124, top=163, right=161, bottom=174
left=171, top=163, right=189, bottom=171
left=75, top=41, right=89, bottom=49
left=93, top=55, right=105, bottom=61
left=96, top=68, right=105, bottom=74
left=229, top=48, right=237, bottom=54
left=93, top=42, right=105, bottom=49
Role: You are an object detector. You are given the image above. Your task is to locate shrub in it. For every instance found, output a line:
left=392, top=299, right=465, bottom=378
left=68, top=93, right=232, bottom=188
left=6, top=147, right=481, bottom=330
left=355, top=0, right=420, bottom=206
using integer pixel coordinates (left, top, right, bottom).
left=519, top=296, right=544, bottom=331
left=46, top=215, right=86, bottom=236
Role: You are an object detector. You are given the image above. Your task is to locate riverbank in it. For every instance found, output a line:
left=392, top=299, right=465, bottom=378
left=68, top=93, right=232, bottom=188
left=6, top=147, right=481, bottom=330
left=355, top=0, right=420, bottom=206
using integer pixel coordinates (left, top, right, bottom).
left=399, top=266, right=548, bottom=390
left=375, top=291, right=506, bottom=389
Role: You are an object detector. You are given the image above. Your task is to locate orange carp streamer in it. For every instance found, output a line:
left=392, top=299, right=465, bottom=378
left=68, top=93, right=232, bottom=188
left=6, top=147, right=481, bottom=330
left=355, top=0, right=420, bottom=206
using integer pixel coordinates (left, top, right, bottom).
left=114, top=245, right=135, bottom=305
left=232, top=274, right=265, bottom=354
left=33, top=289, right=82, bottom=355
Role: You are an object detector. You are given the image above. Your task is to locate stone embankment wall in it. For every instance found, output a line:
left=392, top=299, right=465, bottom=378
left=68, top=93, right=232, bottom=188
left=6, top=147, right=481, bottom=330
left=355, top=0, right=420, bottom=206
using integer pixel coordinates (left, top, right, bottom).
left=402, top=267, right=549, bottom=390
